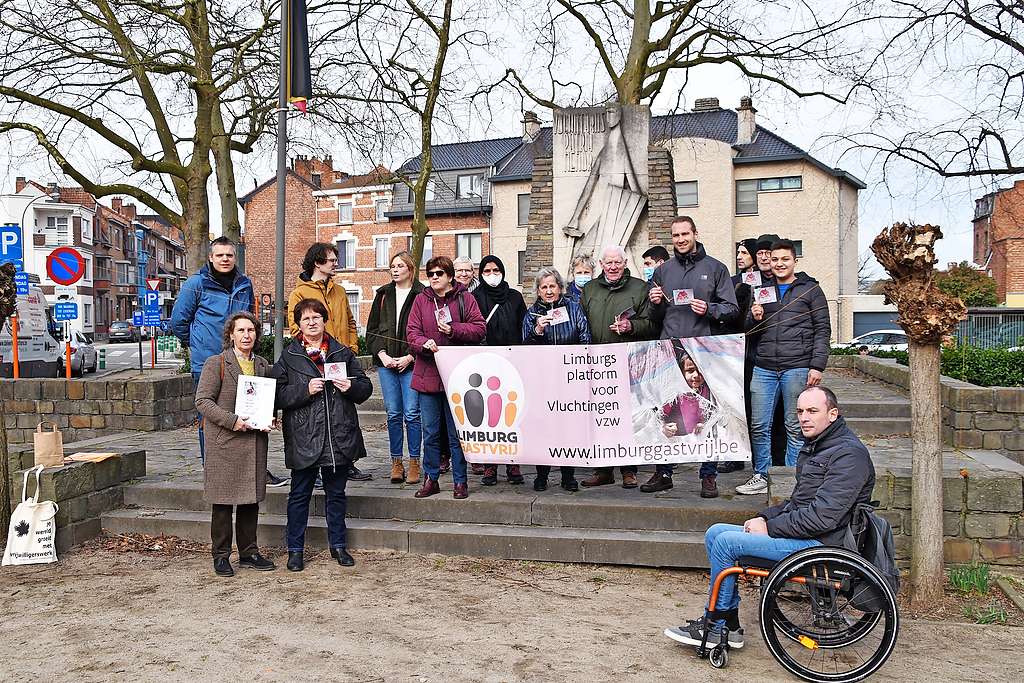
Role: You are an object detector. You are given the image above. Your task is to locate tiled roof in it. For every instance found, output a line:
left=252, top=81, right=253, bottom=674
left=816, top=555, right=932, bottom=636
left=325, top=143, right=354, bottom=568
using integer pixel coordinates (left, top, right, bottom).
left=398, top=136, right=523, bottom=173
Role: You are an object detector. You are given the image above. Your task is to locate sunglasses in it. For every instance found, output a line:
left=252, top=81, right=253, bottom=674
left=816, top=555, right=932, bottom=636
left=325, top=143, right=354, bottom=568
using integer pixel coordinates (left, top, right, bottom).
left=427, top=270, right=446, bottom=278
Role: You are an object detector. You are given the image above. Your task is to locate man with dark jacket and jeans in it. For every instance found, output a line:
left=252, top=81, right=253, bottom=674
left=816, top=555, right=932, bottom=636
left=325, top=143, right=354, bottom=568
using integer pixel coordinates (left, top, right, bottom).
left=580, top=245, right=657, bottom=489
left=736, top=239, right=831, bottom=495
left=665, top=386, right=874, bottom=650
left=643, top=216, right=737, bottom=497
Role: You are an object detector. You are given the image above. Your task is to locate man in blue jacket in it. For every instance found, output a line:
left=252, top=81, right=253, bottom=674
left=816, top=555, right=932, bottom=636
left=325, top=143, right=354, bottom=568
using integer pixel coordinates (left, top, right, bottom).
left=170, top=237, right=286, bottom=483
left=664, top=386, right=874, bottom=652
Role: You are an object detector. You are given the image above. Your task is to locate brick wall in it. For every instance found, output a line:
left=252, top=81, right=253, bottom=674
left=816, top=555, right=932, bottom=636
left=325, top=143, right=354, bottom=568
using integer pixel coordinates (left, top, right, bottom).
left=989, top=180, right=1024, bottom=302
left=647, top=146, right=677, bottom=247
left=523, top=157, right=554, bottom=300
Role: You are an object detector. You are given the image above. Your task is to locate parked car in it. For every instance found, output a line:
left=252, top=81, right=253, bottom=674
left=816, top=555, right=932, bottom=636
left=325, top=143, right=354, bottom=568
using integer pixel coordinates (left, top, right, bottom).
left=57, top=330, right=98, bottom=377
left=108, top=320, right=139, bottom=343
left=834, top=329, right=909, bottom=353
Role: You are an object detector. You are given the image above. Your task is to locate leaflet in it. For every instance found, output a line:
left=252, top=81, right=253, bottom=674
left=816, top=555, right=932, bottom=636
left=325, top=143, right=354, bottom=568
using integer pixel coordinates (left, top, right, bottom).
left=234, top=375, right=276, bottom=430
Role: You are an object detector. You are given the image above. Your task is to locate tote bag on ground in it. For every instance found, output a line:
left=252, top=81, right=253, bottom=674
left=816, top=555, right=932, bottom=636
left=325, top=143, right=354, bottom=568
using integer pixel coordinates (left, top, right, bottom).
left=2, top=465, right=59, bottom=566
left=33, top=421, right=64, bottom=467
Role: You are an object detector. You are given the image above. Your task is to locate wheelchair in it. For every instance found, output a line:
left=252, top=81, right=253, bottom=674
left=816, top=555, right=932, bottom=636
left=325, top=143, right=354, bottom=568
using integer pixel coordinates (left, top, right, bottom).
left=694, top=546, right=899, bottom=683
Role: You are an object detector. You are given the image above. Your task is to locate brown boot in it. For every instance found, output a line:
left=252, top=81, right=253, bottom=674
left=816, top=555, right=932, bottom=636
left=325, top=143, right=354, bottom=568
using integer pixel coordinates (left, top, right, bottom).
left=621, top=472, right=639, bottom=489
left=414, top=478, right=440, bottom=498
left=581, top=469, right=615, bottom=487
left=390, top=458, right=406, bottom=484
left=701, top=475, right=719, bottom=498
left=405, top=459, right=422, bottom=484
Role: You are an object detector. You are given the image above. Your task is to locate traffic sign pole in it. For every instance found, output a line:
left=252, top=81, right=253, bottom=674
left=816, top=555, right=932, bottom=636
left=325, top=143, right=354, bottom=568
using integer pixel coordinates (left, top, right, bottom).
left=151, top=332, right=155, bottom=369
left=11, top=314, right=19, bottom=379
left=65, top=322, right=71, bottom=379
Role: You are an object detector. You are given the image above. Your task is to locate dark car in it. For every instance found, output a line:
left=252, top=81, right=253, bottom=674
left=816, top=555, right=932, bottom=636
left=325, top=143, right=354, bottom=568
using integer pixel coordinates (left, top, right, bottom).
left=108, top=320, right=139, bottom=343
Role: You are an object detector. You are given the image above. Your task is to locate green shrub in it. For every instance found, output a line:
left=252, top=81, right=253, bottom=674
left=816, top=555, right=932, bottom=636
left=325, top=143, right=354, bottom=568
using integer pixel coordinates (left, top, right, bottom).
left=949, top=563, right=991, bottom=595
left=830, top=344, right=1024, bottom=387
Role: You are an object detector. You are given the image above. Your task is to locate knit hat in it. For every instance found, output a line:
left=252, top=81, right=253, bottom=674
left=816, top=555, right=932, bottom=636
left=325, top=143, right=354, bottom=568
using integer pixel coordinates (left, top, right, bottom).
left=755, top=233, right=781, bottom=253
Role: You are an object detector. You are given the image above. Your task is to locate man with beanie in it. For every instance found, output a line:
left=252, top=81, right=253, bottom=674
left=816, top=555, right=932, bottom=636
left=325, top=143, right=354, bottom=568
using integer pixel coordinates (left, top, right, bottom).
left=736, top=239, right=831, bottom=495
left=644, top=216, right=737, bottom=498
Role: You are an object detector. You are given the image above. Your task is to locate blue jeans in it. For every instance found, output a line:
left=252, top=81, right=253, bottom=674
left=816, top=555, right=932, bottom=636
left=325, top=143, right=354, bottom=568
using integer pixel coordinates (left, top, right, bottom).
left=705, top=523, right=821, bottom=617
left=750, top=366, right=808, bottom=474
left=419, top=391, right=467, bottom=484
left=655, top=462, right=718, bottom=478
left=286, top=465, right=348, bottom=552
left=192, top=371, right=205, bottom=466
left=377, top=366, right=421, bottom=459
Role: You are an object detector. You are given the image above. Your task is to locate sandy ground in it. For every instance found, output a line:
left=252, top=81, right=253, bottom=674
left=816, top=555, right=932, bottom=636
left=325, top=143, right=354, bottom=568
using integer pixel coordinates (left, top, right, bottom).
left=1, top=544, right=1022, bottom=683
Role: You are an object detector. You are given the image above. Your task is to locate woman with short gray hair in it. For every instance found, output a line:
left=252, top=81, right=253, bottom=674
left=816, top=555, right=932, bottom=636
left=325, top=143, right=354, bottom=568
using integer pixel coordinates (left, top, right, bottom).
left=453, top=256, right=479, bottom=293
left=522, top=266, right=591, bottom=492
left=566, top=254, right=595, bottom=302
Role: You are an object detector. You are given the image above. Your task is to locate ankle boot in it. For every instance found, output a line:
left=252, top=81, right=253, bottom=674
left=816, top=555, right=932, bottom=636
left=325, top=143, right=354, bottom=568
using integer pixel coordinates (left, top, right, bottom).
left=390, top=458, right=405, bottom=483
left=405, top=459, right=422, bottom=484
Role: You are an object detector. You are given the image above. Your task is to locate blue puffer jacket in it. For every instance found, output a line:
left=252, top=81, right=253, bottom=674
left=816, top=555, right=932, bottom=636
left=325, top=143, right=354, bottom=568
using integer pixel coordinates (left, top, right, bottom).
left=170, top=266, right=255, bottom=372
left=522, top=296, right=591, bottom=345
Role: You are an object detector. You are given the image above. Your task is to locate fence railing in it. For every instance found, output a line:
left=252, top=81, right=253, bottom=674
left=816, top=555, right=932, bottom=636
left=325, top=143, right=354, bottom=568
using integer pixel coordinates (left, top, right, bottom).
left=955, top=309, right=1024, bottom=349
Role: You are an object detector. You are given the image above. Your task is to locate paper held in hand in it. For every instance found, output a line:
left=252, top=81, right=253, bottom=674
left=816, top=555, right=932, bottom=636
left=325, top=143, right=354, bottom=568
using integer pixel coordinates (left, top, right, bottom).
left=753, top=286, right=778, bottom=304
left=234, top=375, right=276, bottom=430
left=325, top=362, right=349, bottom=381
left=435, top=305, right=452, bottom=326
left=672, top=288, right=695, bottom=305
left=549, top=306, right=570, bottom=325
left=741, top=270, right=762, bottom=286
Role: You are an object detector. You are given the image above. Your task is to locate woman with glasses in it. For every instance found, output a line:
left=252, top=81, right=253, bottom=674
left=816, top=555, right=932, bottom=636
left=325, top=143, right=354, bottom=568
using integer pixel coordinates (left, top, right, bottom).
left=272, top=298, right=373, bottom=572
left=406, top=256, right=487, bottom=499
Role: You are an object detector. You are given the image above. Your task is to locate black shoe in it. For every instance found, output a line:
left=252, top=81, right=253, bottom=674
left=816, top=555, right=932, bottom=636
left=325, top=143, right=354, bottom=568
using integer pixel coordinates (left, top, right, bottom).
left=640, top=472, right=674, bottom=493
left=239, top=553, right=276, bottom=571
left=560, top=478, right=579, bottom=492
left=481, top=466, right=498, bottom=486
left=717, top=461, right=745, bottom=474
left=347, top=465, right=372, bottom=481
left=287, top=551, right=304, bottom=572
left=533, top=477, right=548, bottom=492
left=213, top=557, right=234, bottom=577
left=330, top=547, right=355, bottom=567
left=266, top=470, right=290, bottom=487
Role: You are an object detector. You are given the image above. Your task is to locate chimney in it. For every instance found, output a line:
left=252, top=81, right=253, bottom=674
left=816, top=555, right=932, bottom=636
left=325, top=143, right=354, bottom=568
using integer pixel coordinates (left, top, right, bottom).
left=123, top=203, right=136, bottom=221
left=692, top=97, right=721, bottom=112
left=736, top=96, right=757, bottom=145
left=15, top=177, right=26, bottom=192
left=522, top=110, right=541, bottom=142
left=111, top=198, right=122, bottom=213
left=46, top=182, right=61, bottom=201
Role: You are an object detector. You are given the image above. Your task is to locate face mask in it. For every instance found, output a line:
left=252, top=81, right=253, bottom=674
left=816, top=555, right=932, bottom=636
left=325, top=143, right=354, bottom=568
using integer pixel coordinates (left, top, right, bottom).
left=574, top=275, right=592, bottom=288
left=643, top=266, right=655, bottom=281
left=482, top=273, right=502, bottom=287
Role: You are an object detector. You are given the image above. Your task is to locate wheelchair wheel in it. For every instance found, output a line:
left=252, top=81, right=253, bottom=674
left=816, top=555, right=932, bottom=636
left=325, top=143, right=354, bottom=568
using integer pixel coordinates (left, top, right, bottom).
left=759, top=546, right=899, bottom=683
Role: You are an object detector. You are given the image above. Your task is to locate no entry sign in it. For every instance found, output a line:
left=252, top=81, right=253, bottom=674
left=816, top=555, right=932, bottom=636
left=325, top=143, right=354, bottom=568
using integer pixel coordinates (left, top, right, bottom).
left=46, top=247, right=86, bottom=286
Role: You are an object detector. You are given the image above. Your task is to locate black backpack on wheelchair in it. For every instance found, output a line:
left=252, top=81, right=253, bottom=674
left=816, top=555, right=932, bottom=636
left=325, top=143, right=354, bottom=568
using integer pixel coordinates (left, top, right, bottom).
left=841, top=502, right=901, bottom=612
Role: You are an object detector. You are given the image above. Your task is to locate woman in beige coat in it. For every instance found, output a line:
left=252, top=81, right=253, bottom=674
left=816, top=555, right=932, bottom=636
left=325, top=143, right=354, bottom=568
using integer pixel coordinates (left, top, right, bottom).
left=195, top=311, right=276, bottom=576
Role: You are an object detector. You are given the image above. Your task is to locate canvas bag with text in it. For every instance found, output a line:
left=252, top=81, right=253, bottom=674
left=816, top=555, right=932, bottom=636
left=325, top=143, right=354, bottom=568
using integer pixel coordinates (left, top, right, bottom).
left=2, top=465, right=59, bottom=566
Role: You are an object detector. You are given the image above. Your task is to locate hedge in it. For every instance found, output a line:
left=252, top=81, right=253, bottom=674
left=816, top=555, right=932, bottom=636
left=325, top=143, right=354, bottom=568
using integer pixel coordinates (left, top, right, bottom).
left=831, top=345, right=1024, bottom=387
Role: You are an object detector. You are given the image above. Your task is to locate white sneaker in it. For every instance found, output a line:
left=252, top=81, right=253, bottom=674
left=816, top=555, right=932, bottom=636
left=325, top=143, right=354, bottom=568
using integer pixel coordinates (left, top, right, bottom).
left=735, top=473, right=768, bottom=495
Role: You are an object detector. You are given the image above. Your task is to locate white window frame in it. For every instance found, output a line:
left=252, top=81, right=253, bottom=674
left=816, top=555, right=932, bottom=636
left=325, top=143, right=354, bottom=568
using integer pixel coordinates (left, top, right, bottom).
left=456, top=233, right=482, bottom=263
left=517, top=193, right=530, bottom=226
left=735, top=180, right=758, bottom=215
left=337, top=202, right=353, bottom=225
left=336, top=239, right=357, bottom=270
left=456, top=173, right=483, bottom=199
left=374, top=237, right=390, bottom=268
left=346, top=289, right=360, bottom=327
left=45, top=215, right=69, bottom=246
left=375, top=198, right=389, bottom=223
left=408, top=235, right=432, bottom=266
left=675, top=181, right=698, bottom=208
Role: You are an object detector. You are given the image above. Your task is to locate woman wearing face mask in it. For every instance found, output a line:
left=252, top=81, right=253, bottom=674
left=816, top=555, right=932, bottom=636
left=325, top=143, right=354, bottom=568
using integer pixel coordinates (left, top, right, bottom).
left=565, top=254, right=595, bottom=303
left=471, top=255, right=529, bottom=485
left=522, top=266, right=591, bottom=492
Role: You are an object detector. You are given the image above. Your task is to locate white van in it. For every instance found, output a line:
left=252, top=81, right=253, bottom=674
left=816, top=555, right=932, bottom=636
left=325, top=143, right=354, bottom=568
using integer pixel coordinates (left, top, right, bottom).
left=0, top=280, right=62, bottom=378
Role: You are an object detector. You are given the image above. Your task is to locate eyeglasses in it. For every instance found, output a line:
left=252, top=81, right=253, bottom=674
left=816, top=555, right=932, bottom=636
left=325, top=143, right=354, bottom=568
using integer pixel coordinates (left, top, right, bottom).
left=322, top=257, right=338, bottom=264
left=301, top=315, right=324, bottom=324
left=454, top=268, right=473, bottom=274
left=427, top=270, right=446, bottom=278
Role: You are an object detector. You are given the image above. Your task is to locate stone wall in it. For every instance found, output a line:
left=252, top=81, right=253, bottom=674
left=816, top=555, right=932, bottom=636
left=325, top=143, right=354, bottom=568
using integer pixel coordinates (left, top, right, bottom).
left=0, top=376, right=195, bottom=444
left=829, top=355, right=1024, bottom=463
left=646, top=146, right=677, bottom=247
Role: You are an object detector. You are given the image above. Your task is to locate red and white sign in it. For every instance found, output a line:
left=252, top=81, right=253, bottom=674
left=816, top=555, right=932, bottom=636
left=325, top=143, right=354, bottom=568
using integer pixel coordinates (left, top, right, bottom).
left=45, top=247, right=86, bottom=286
left=146, top=278, right=161, bottom=291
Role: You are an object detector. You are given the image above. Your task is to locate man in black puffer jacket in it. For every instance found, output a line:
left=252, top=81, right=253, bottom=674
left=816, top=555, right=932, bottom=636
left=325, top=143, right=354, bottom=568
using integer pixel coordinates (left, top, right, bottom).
left=736, top=239, right=831, bottom=496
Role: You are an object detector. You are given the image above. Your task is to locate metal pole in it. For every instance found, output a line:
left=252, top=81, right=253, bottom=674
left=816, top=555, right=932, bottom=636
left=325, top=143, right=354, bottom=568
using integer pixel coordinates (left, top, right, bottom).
left=11, top=314, right=19, bottom=379
left=273, top=0, right=289, bottom=361
left=64, top=322, right=71, bottom=379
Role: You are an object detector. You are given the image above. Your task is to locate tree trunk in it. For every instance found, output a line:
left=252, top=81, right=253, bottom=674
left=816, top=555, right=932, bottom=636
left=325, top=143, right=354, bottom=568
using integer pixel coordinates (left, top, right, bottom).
left=182, top=175, right=213, bottom=272
left=908, top=340, right=944, bottom=606
left=211, top=101, right=242, bottom=243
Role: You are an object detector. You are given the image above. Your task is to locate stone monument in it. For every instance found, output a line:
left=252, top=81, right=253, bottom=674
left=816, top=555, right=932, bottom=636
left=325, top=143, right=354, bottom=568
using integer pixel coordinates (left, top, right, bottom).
left=552, top=104, right=651, bottom=273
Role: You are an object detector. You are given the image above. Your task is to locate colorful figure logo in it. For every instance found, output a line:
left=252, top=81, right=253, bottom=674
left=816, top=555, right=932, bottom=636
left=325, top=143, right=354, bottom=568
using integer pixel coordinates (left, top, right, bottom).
left=448, top=353, right=524, bottom=431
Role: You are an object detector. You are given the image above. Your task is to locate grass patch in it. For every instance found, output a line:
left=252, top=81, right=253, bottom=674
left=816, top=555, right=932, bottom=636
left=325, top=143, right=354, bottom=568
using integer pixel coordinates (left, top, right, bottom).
left=949, top=563, right=991, bottom=595
left=963, top=603, right=1009, bottom=625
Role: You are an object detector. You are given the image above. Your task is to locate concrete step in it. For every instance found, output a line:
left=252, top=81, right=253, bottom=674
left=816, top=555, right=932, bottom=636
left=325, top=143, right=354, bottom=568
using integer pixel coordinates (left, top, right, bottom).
left=838, top=400, right=911, bottom=419
left=122, top=480, right=759, bottom=533
left=845, top=417, right=911, bottom=437
left=100, top=508, right=710, bottom=568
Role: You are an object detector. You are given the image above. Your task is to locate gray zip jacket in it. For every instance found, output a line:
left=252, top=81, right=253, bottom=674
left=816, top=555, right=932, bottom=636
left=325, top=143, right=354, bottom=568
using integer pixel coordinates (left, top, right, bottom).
left=649, top=243, right=738, bottom=339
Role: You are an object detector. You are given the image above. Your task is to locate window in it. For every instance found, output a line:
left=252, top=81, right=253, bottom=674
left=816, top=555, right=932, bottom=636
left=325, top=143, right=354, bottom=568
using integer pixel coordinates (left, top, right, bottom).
left=518, top=250, right=527, bottom=284
left=407, top=235, right=432, bottom=266
left=84, top=303, right=91, bottom=324
left=311, top=172, right=321, bottom=189
left=346, top=290, right=360, bottom=326
left=116, top=262, right=131, bottom=284
left=45, top=216, right=69, bottom=245
left=735, top=180, right=758, bottom=215
left=517, top=193, right=530, bottom=226
left=758, top=176, right=802, bottom=191
left=374, top=237, right=390, bottom=268
left=675, top=181, right=698, bottom=207
left=336, top=239, right=356, bottom=269
left=792, top=240, right=803, bottom=257
left=83, top=257, right=91, bottom=280
left=406, top=180, right=434, bottom=203
left=375, top=198, right=389, bottom=223
left=81, top=217, right=92, bottom=240
left=456, top=233, right=482, bottom=263
left=456, top=174, right=483, bottom=199
left=337, top=202, right=353, bottom=225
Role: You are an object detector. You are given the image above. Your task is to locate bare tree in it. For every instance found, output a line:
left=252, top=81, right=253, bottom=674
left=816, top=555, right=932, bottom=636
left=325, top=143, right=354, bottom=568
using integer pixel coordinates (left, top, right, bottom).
left=502, top=0, right=881, bottom=107
left=858, top=252, right=879, bottom=292
left=872, top=222, right=966, bottom=606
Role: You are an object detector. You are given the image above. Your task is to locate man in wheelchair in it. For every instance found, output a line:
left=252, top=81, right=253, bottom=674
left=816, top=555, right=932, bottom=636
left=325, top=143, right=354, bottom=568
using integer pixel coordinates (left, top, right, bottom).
left=665, top=385, right=875, bottom=651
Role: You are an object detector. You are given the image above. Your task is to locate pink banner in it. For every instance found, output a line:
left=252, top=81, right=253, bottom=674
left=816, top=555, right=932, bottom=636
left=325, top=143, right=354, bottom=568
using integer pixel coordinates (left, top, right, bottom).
left=433, top=335, right=752, bottom=467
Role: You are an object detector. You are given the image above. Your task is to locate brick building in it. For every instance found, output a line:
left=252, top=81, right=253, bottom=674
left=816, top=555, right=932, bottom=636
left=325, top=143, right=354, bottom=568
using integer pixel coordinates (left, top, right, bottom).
left=973, top=180, right=1024, bottom=306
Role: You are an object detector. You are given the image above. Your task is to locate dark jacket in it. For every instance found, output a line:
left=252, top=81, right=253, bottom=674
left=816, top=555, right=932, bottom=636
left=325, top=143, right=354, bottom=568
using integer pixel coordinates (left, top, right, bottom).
left=366, top=280, right=425, bottom=366
left=170, top=265, right=255, bottom=372
left=522, top=296, right=591, bottom=345
left=271, top=335, right=373, bottom=471
left=649, top=243, right=737, bottom=339
left=760, top=417, right=875, bottom=547
left=406, top=283, right=487, bottom=393
left=580, top=270, right=656, bottom=344
left=747, top=272, right=831, bottom=372
left=473, top=256, right=528, bottom=346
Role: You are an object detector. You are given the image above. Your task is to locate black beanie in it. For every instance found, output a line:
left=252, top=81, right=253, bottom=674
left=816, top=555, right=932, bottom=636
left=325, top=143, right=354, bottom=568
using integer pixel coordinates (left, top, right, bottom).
left=756, top=233, right=781, bottom=252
